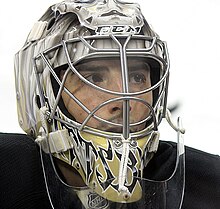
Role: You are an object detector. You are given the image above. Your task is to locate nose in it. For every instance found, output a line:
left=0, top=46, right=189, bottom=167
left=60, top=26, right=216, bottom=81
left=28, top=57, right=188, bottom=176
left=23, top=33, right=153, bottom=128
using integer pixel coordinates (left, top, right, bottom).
left=108, top=102, right=122, bottom=114
left=106, top=74, right=132, bottom=115
left=107, top=99, right=132, bottom=115
left=109, top=75, right=123, bottom=92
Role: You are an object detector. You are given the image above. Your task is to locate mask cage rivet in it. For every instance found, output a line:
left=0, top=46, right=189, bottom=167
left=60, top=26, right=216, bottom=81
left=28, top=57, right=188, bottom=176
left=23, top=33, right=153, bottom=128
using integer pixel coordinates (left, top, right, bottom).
left=16, top=91, right=20, bottom=100
left=19, top=119, right=23, bottom=126
left=130, top=140, right=137, bottom=148
left=113, top=139, right=123, bottom=148
left=75, top=162, right=80, bottom=169
left=123, top=192, right=131, bottom=201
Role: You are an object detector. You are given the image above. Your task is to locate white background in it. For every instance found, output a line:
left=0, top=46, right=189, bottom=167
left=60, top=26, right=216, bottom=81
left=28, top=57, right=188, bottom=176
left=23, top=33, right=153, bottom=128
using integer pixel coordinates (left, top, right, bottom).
left=0, top=0, right=219, bottom=154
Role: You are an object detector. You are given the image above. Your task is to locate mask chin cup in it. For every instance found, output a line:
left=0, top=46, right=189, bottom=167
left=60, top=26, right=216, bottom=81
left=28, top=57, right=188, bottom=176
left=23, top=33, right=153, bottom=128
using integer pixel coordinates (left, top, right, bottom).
left=39, top=117, right=185, bottom=209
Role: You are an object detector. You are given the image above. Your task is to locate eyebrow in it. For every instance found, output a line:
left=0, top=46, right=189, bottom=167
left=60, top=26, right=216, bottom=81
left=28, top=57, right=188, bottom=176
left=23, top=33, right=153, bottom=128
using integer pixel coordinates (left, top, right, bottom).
left=76, top=64, right=109, bottom=72
left=128, top=62, right=150, bottom=72
left=75, top=61, right=150, bottom=72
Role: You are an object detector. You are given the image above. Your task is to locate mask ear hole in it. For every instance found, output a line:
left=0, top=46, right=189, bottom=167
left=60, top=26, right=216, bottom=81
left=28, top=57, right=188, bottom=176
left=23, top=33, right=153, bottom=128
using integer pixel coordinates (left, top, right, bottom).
left=36, top=95, right=42, bottom=109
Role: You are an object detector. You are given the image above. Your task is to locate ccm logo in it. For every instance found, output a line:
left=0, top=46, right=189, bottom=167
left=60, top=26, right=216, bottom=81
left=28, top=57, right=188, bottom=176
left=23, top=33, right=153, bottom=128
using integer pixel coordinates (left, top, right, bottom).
left=96, top=25, right=141, bottom=35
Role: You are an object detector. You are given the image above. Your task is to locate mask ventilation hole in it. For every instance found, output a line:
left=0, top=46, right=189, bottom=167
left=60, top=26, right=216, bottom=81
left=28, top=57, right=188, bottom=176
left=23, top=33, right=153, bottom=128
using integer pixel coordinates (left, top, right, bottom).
left=47, top=18, right=56, bottom=30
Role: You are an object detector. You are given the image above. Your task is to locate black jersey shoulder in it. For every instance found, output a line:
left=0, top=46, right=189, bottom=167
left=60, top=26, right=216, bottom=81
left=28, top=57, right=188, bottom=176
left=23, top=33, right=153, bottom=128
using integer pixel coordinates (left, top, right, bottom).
left=145, top=140, right=220, bottom=209
left=183, top=144, right=220, bottom=209
left=0, top=132, right=52, bottom=209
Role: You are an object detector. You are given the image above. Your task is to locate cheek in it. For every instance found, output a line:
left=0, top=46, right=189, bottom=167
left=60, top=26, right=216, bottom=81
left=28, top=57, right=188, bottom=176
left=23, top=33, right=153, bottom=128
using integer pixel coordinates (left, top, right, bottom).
left=130, top=92, right=152, bottom=115
left=62, top=87, right=107, bottom=121
left=77, top=89, right=105, bottom=110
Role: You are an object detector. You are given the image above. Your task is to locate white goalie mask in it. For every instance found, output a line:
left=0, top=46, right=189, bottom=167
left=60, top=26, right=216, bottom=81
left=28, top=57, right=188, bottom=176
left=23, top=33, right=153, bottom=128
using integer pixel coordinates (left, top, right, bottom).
left=14, top=0, right=185, bottom=208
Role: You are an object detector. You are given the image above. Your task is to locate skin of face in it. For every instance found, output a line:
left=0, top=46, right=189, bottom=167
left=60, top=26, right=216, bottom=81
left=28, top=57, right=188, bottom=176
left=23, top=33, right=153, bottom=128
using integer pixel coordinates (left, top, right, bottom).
left=60, top=58, right=152, bottom=133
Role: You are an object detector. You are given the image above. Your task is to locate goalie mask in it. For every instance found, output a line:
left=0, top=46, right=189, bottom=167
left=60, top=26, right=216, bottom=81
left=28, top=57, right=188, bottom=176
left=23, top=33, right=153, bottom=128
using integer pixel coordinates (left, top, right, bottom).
left=14, top=0, right=185, bottom=208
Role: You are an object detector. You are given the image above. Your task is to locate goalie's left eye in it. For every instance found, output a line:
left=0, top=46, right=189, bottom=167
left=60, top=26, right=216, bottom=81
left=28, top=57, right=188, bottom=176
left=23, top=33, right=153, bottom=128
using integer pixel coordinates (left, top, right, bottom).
left=129, top=73, right=146, bottom=84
